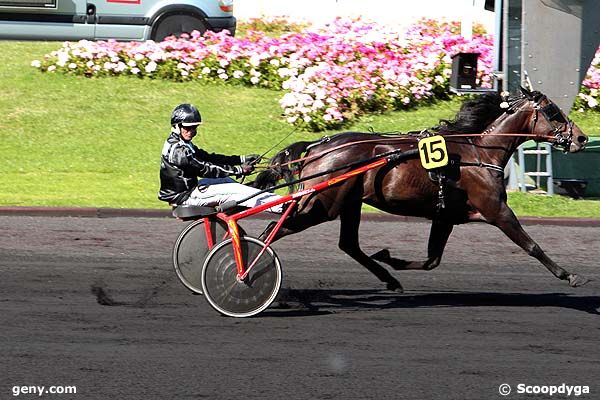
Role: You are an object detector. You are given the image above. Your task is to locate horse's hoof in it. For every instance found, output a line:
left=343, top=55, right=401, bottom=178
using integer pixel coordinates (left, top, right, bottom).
left=386, top=281, right=404, bottom=293
left=568, top=274, right=590, bottom=287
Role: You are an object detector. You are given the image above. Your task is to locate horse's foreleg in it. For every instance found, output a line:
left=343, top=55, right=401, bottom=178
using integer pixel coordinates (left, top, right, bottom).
left=338, top=201, right=404, bottom=292
left=490, top=203, right=588, bottom=287
left=371, top=220, right=453, bottom=271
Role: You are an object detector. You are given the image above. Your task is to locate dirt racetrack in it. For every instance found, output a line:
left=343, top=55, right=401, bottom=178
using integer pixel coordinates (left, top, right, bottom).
left=1, top=215, right=599, bottom=399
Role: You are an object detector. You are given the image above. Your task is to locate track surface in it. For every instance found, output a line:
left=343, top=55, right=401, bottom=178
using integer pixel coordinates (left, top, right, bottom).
left=1, top=216, right=599, bottom=399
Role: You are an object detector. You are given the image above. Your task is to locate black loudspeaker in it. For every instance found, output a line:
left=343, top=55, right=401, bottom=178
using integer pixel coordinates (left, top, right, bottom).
left=450, top=53, right=479, bottom=90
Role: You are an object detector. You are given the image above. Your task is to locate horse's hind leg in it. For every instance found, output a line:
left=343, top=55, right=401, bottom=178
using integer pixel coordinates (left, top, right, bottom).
left=372, top=220, right=454, bottom=271
left=424, top=220, right=454, bottom=270
left=259, top=197, right=331, bottom=242
left=338, top=200, right=404, bottom=292
left=489, top=202, right=588, bottom=287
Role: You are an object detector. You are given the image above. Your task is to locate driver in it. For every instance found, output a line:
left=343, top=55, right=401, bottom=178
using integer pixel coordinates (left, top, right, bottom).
left=158, top=103, right=283, bottom=212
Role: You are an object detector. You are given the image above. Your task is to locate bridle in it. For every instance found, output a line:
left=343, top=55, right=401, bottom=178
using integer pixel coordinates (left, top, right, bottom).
left=530, top=95, right=574, bottom=151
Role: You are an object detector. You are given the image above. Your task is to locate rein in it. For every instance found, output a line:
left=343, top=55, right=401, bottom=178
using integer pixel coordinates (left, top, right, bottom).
left=230, top=148, right=420, bottom=209
left=266, top=132, right=555, bottom=170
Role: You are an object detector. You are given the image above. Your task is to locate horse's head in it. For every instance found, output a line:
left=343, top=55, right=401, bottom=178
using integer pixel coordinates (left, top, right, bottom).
left=520, top=87, right=588, bottom=153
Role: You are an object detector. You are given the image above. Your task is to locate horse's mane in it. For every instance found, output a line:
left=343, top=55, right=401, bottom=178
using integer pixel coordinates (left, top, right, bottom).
left=435, top=93, right=504, bottom=134
left=434, top=91, right=538, bottom=135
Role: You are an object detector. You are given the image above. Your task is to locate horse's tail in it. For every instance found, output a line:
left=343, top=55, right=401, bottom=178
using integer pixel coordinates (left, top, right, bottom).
left=251, top=140, right=315, bottom=192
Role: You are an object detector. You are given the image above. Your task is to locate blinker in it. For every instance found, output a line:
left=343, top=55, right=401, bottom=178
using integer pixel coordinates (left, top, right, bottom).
left=541, top=103, right=566, bottom=123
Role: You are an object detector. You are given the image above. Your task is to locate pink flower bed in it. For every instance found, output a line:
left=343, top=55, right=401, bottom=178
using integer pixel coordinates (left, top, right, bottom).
left=32, top=18, right=599, bottom=130
left=575, top=49, right=600, bottom=111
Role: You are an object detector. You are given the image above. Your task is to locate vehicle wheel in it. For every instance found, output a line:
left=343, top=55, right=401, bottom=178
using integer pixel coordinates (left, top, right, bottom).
left=172, top=218, right=228, bottom=295
left=152, top=13, right=207, bottom=42
left=201, top=236, right=282, bottom=318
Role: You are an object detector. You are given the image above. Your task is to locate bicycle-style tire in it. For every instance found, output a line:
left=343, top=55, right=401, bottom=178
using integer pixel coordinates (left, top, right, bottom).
left=201, top=236, right=282, bottom=318
left=172, top=218, right=229, bottom=295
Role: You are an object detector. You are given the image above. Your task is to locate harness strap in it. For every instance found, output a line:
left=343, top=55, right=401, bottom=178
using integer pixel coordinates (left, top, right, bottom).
left=274, top=136, right=415, bottom=168
left=306, top=135, right=331, bottom=151
left=459, top=161, right=505, bottom=173
left=461, top=138, right=505, bottom=173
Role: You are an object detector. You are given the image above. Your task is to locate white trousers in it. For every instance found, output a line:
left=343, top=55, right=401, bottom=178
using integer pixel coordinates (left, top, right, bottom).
left=182, top=178, right=283, bottom=213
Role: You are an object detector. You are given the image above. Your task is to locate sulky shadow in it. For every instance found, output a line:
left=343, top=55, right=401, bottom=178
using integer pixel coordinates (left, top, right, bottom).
left=260, top=288, right=600, bottom=317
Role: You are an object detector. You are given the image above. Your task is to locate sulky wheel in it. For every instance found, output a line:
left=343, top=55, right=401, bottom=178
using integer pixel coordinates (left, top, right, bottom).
left=201, top=236, right=282, bottom=318
left=173, top=218, right=231, bottom=295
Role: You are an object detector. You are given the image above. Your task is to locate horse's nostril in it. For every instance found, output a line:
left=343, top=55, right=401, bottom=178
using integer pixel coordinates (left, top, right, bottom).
left=577, top=136, right=588, bottom=144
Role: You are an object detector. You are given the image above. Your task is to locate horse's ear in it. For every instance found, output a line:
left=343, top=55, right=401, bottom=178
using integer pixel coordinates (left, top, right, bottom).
left=520, top=86, right=533, bottom=98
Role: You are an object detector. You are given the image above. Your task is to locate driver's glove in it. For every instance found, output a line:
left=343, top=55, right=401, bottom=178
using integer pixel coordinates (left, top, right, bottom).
left=240, top=162, right=255, bottom=176
left=241, top=154, right=262, bottom=165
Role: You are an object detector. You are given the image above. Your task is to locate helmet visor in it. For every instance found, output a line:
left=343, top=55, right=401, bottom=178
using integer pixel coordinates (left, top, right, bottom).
left=181, top=121, right=201, bottom=127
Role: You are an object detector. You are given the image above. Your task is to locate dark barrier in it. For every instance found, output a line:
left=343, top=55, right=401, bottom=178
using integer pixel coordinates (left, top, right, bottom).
left=524, top=137, right=600, bottom=197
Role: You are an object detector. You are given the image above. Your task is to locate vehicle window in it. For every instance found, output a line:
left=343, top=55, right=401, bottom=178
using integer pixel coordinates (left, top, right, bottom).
left=0, top=0, right=56, bottom=7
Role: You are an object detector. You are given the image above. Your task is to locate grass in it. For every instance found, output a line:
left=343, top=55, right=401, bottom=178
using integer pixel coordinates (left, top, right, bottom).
left=1, top=41, right=599, bottom=217
left=506, top=192, right=600, bottom=218
left=570, top=107, right=600, bottom=134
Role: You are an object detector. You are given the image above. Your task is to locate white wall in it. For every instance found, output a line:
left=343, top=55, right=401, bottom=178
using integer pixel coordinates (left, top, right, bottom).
left=235, top=0, right=496, bottom=32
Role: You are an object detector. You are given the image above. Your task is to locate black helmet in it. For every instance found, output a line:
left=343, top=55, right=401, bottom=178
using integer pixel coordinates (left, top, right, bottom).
left=171, top=104, right=202, bottom=127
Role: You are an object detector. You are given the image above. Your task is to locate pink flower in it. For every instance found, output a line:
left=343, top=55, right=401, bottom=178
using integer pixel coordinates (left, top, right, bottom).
left=35, top=16, right=600, bottom=128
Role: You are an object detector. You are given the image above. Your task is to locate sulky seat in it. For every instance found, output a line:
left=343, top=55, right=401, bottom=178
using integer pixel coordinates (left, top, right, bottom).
left=171, top=205, right=217, bottom=220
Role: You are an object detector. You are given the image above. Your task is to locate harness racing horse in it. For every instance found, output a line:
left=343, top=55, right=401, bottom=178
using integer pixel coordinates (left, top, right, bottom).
left=255, top=88, right=589, bottom=292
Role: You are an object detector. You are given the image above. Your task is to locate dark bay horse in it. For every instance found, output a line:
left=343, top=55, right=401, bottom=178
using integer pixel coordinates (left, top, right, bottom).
left=255, top=88, right=589, bottom=292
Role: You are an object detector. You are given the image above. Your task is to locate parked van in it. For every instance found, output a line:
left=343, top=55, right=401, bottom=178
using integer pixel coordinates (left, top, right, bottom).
left=0, top=0, right=235, bottom=41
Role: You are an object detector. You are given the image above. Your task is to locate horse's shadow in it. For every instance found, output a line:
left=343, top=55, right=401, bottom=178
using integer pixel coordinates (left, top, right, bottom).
left=261, top=288, right=600, bottom=317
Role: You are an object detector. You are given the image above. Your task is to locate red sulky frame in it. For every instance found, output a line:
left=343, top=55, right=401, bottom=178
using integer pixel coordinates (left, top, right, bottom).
left=192, top=148, right=420, bottom=317
left=214, top=155, right=391, bottom=280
